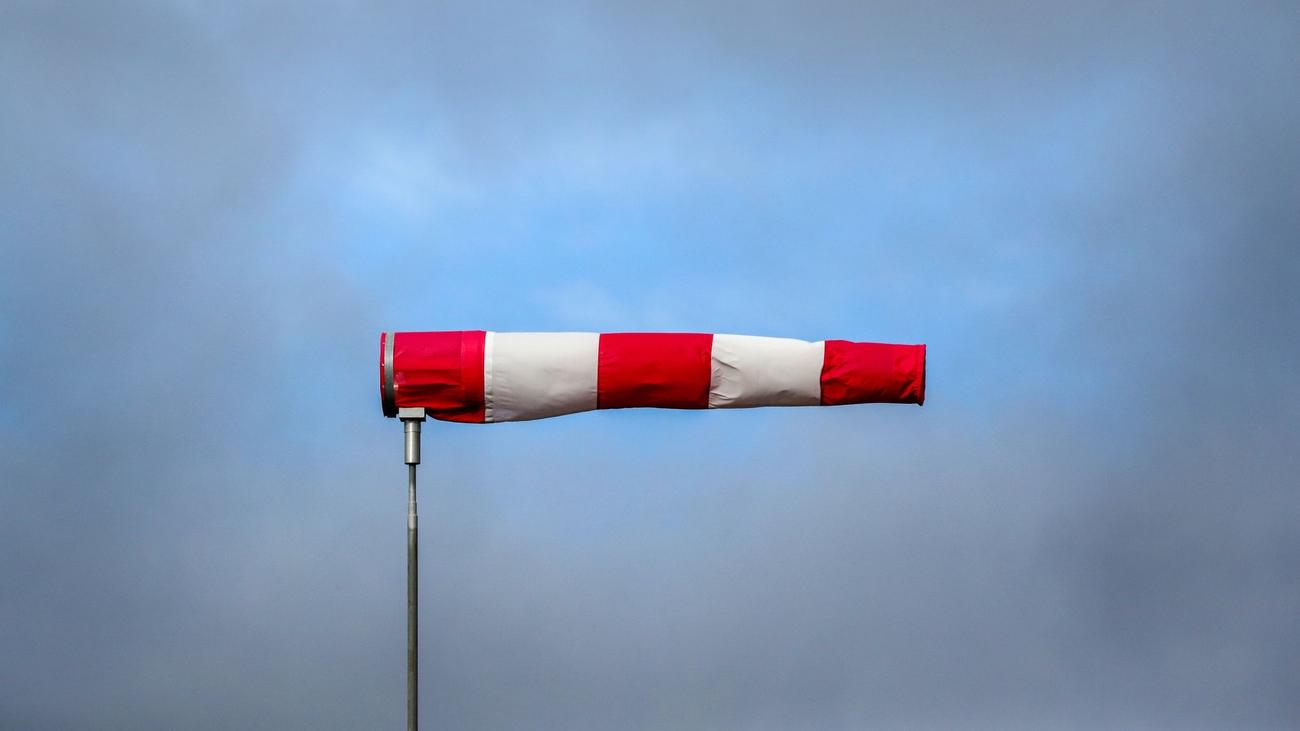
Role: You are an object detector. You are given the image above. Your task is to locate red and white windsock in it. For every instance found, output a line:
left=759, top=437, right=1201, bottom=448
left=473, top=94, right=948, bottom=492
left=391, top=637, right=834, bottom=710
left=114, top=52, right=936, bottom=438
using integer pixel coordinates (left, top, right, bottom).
left=380, top=331, right=925, bottom=422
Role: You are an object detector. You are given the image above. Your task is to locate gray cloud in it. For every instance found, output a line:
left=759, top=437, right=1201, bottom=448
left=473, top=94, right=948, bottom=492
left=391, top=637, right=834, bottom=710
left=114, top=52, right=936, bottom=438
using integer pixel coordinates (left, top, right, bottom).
left=2, top=1, right=1298, bottom=729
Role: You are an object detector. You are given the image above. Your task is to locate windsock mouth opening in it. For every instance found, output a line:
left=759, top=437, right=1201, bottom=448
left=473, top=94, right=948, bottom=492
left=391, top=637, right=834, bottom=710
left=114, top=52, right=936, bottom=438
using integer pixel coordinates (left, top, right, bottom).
left=380, top=332, right=397, bottom=417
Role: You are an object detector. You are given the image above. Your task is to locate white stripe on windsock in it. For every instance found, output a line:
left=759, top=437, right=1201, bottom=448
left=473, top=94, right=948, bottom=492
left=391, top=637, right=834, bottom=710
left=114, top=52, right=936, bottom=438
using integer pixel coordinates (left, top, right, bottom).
left=708, top=334, right=824, bottom=408
left=487, top=331, right=599, bottom=422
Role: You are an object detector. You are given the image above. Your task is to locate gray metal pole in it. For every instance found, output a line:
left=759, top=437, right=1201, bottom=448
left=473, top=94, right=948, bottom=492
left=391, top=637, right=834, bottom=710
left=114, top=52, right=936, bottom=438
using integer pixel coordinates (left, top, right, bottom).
left=407, top=462, right=418, bottom=731
left=399, top=408, right=425, bottom=731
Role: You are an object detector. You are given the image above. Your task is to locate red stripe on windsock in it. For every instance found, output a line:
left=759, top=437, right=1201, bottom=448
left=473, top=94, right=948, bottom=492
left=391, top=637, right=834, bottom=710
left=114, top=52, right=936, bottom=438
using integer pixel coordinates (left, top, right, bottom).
left=820, top=341, right=926, bottom=406
left=393, top=330, right=486, bottom=422
left=598, top=333, right=713, bottom=409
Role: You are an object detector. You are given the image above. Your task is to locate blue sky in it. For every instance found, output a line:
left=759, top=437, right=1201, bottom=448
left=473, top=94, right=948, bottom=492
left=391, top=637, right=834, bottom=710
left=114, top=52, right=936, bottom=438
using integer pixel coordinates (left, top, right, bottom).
left=2, top=2, right=1298, bottom=728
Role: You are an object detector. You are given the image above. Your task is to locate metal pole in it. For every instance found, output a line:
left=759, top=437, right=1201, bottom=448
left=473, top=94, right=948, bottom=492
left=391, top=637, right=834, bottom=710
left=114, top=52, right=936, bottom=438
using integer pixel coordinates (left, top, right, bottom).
left=407, top=462, right=418, bottom=731
left=399, top=408, right=425, bottom=731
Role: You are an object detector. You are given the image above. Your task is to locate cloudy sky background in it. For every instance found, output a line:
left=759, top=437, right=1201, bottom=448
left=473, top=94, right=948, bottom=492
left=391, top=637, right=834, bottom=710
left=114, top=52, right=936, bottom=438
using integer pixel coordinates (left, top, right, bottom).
left=2, top=1, right=1298, bottom=728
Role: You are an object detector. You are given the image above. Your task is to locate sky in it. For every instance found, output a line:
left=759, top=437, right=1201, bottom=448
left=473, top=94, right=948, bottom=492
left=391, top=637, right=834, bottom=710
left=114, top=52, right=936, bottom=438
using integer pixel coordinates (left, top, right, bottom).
left=2, top=1, right=1298, bottom=728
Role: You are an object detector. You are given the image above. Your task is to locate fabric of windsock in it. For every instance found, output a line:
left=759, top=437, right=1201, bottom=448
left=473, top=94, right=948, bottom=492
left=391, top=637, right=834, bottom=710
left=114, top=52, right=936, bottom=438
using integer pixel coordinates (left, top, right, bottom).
left=380, top=331, right=925, bottom=422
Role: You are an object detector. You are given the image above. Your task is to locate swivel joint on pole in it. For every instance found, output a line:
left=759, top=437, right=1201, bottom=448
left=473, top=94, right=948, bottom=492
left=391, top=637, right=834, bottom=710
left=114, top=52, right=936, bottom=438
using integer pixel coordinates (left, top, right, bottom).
left=401, top=409, right=424, bottom=465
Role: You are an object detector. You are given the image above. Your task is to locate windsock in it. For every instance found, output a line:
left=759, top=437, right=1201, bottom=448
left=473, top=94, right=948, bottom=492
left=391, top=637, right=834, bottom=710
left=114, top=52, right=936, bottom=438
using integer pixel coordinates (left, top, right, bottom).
left=380, top=332, right=925, bottom=422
